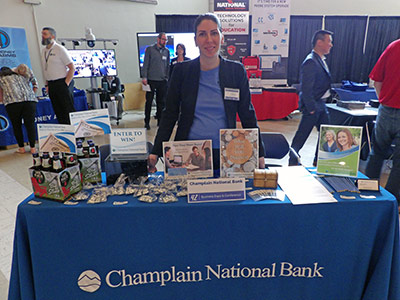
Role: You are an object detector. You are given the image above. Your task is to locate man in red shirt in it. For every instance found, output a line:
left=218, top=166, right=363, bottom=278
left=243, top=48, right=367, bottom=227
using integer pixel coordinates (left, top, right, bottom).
left=365, top=39, right=400, bottom=204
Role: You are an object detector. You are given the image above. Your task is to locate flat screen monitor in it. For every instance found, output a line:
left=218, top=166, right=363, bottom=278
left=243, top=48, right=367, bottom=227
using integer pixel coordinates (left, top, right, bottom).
left=259, top=54, right=281, bottom=71
left=136, top=32, right=199, bottom=76
left=69, top=49, right=117, bottom=78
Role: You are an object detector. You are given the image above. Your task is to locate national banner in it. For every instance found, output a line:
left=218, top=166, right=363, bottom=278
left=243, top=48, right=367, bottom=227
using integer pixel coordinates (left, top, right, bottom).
left=214, top=0, right=250, bottom=62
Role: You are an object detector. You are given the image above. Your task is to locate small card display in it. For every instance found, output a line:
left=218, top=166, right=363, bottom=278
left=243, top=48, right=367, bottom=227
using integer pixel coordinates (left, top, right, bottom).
left=317, top=125, right=362, bottom=177
left=162, top=140, right=213, bottom=178
left=357, top=179, right=380, bottom=191
left=38, top=124, right=77, bottom=153
left=70, top=109, right=111, bottom=138
left=220, top=129, right=259, bottom=178
left=110, top=128, right=147, bottom=154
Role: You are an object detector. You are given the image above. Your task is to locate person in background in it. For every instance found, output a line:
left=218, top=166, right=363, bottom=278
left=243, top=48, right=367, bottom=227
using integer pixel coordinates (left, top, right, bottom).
left=336, top=129, right=357, bottom=151
left=289, top=30, right=333, bottom=166
left=148, top=13, right=265, bottom=173
left=0, top=66, right=38, bottom=154
left=365, top=38, right=400, bottom=204
left=15, top=64, right=33, bottom=79
left=322, top=129, right=338, bottom=152
left=41, top=27, right=75, bottom=124
left=141, top=32, right=170, bottom=130
left=169, top=43, right=190, bottom=78
left=101, top=75, right=123, bottom=118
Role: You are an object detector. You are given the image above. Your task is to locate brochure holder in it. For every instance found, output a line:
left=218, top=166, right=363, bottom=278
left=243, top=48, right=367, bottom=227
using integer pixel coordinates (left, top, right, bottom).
left=104, top=153, right=148, bottom=185
left=105, top=128, right=149, bottom=184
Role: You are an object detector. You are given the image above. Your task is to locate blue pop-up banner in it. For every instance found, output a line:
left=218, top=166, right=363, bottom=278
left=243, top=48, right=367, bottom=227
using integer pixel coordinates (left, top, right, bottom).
left=0, top=27, right=32, bottom=68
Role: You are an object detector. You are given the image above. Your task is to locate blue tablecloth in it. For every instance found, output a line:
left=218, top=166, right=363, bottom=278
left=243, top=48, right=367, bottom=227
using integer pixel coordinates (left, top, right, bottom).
left=8, top=178, right=400, bottom=300
left=0, top=89, right=88, bottom=147
left=334, top=88, right=378, bottom=102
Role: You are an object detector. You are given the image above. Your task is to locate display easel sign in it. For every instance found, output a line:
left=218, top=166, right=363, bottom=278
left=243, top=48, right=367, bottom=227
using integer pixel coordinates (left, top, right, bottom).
left=187, top=178, right=246, bottom=203
left=37, top=124, right=77, bottom=153
left=162, top=140, right=213, bottom=178
left=317, top=125, right=363, bottom=177
left=220, top=128, right=259, bottom=178
left=110, top=128, right=147, bottom=154
left=70, top=109, right=111, bottom=138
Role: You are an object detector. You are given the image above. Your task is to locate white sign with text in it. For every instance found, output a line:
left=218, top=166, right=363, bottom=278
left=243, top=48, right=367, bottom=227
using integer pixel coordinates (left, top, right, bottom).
left=110, top=128, right=147, bottom=154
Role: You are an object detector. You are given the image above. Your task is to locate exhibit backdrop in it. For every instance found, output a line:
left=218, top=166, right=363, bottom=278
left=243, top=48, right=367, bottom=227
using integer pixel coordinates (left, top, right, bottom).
left=0, top=27, right=32, bottom=69
left=251, top=0, right=291, bottom=80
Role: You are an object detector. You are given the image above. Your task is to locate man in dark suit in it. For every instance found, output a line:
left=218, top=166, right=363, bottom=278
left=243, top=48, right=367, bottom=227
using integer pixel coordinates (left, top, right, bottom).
left=289, top=30, right=333, bottom=166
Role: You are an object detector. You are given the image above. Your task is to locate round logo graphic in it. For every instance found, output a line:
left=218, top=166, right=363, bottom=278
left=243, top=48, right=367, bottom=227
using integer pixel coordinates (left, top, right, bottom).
left=0, top=30, right=10, bottom=49
left=0, top=115, right=9, bottom=132
left=77, top=270, right=101, bottom=293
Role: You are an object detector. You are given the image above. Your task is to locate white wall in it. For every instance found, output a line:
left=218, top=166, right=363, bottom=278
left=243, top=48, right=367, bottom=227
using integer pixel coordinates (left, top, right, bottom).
left=0, top=0, right=209, bottom=89
left=1, top=0, right=399, bottom=89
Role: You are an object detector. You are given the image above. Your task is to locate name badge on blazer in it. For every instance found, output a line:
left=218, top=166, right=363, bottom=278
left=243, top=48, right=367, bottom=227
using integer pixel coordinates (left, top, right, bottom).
left=224, top=88, right=240, bottom=101
left=162, top=56, right=167, bottom=60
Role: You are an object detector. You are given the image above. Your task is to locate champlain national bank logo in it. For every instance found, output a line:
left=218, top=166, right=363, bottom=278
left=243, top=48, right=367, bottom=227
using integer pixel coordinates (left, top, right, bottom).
left=78, top=270, right=101, bottom=293
left=0, top=30, right=11, bottom=49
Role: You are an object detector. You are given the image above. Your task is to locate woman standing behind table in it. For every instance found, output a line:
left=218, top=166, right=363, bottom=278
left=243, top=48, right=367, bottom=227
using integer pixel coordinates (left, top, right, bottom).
left=0, top=65, right=38, bottom=154
left=148, top=13, right=265, bottom=173
left=169, top=43, right=191, bottom=78
left=337, top=128, right=357, bottom=151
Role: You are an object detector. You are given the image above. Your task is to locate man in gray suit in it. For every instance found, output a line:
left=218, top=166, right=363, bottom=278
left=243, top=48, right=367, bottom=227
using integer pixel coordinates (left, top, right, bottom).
left=289, top=29, right=333, bottom=166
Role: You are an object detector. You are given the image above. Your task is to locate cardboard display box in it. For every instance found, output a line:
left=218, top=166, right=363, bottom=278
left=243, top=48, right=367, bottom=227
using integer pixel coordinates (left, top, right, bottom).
left=29, top=165, right=82, bottom=202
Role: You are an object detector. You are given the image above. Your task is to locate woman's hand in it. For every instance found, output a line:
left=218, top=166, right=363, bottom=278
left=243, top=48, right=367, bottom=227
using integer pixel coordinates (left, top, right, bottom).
left=148, top=154, right=158, bottom=173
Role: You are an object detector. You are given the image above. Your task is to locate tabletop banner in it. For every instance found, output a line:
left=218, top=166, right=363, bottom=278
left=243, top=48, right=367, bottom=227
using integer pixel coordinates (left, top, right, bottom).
left=0, top=27, right=32, bottom=69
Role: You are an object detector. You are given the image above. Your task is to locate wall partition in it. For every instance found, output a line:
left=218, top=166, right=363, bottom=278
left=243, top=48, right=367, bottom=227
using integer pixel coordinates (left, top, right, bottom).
left=156, top=14, right=400, bottom=85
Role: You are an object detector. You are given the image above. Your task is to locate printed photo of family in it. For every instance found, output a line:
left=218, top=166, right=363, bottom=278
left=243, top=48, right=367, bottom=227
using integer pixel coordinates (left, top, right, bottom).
left=317, top=125, right=362, bottom=177
left=162, top=140, right=213, bottom=178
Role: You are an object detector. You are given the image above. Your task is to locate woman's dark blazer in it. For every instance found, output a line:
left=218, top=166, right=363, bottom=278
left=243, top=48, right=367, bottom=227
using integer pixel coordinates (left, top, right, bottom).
left=152, top=56, right=265, bottom=157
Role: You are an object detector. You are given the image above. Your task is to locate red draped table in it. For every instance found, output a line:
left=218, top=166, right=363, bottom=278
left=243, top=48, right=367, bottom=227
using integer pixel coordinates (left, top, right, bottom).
left=238, top=87, right=298, bottom=121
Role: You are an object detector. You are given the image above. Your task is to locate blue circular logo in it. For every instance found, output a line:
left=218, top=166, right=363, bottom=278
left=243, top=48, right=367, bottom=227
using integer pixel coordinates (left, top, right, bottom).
left=0, top=115, right=9, bottom=131
left=0, top=30, right=10, bottom=49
